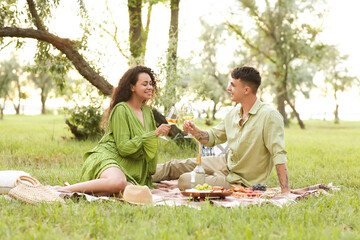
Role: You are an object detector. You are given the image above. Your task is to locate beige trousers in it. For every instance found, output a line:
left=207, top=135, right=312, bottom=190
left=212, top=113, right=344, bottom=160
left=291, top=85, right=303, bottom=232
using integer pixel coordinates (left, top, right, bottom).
left=152, top=154, right=233, bottom=190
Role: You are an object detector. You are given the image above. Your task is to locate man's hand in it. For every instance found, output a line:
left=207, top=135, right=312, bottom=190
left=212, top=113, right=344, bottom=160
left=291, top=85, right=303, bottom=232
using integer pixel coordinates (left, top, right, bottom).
left=182, top=120, right=196, bottom=134
left=183, top=120, right=209, bottom=144
left=275, top=163, right=291, bottom=193
left=277, top=192, right=298, bottom=201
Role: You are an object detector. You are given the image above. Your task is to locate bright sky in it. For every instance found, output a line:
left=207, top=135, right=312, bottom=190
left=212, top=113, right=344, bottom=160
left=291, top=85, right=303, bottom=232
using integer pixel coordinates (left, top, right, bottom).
left=1, top=0, right=360, bottom=120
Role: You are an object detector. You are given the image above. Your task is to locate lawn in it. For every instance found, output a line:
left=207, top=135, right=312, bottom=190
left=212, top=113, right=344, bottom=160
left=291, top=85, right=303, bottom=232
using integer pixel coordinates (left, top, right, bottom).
left=1, top=114, right=359, bottom=239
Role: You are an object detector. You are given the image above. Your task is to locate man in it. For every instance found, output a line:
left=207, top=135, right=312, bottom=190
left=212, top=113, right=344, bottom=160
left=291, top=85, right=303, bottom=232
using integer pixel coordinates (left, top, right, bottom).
left=153, top=66, right=291, bottom=194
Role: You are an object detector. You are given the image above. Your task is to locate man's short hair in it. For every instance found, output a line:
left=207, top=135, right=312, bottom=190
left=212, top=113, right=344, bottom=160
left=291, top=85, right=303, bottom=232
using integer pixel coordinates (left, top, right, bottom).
left=231, top=66, right=261, bottom=93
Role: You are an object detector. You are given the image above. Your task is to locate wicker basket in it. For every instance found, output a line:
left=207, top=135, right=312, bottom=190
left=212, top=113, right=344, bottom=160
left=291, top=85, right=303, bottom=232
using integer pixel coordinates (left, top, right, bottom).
left=8, top=176, right=65, bottom=204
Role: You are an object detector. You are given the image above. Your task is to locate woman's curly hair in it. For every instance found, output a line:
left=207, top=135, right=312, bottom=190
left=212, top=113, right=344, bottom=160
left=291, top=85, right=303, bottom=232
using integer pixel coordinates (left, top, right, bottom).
left=101, top=65, right=158, bottom=129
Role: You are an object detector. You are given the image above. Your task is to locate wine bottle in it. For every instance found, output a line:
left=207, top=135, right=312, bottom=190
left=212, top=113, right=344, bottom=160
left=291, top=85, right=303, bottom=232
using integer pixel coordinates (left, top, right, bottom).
left=190, top=155, right=205, bottom=189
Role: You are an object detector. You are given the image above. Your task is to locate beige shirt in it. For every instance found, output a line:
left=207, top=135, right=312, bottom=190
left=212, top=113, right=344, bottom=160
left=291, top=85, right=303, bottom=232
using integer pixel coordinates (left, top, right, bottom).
left=205, top=99, right=287, bottom=186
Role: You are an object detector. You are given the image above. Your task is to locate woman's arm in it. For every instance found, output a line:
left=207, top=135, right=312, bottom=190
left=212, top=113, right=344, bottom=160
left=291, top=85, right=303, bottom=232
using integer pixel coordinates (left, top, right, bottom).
left=111, top=105, right=157, bottom=159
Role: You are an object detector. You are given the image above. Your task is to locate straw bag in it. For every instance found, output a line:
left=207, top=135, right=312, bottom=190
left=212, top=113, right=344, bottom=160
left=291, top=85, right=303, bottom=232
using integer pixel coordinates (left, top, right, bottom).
left=8, top=176, right=65, bottom=204
left=0, top=170, right=31, bottom=194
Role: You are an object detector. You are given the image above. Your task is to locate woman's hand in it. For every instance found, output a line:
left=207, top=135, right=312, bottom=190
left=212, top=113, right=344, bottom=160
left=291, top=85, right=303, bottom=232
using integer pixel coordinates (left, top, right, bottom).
left=155, top=124, right=171, bottom=137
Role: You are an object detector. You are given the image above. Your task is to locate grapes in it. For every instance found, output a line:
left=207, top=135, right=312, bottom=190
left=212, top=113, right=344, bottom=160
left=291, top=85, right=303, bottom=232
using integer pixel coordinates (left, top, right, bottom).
left=252, top=184, right=267, bottom=191
left=194, top=183, right=212, bottom=190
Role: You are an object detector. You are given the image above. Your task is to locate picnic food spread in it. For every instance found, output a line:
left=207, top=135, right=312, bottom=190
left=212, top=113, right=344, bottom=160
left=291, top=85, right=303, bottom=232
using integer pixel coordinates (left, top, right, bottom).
left=182, top=184, right=231, bottom=200
left=194, top=183, right=212, bottom=191
left=182, top=183, right=274, bottom=200
left=251, top=184, right=267, bottom=191
left=230, top=184, right=267, bottom=198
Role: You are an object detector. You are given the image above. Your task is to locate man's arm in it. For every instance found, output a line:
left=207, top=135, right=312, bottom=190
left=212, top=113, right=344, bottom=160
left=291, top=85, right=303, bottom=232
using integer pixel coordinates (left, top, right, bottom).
left=275, top=164, right=290, bottom=193
left=183, top=121, right=209, bottom=145
left=193, top=129, right=209, bottom=145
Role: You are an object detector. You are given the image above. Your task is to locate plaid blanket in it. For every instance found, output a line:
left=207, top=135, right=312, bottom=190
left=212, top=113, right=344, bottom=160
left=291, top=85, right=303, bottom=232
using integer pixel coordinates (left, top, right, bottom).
left=50, top=181, right=339, bottom=208
left=151, top=180, right=340, bottom=208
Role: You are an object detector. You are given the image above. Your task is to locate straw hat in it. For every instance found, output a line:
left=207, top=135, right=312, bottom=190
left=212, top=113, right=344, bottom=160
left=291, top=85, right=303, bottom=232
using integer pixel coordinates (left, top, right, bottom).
left=123, top=185, right=153, bottom=205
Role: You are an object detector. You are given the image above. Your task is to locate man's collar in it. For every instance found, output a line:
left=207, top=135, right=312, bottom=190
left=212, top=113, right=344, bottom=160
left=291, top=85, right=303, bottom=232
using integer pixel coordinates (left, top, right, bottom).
left=248, top=98, right=262, bottom=115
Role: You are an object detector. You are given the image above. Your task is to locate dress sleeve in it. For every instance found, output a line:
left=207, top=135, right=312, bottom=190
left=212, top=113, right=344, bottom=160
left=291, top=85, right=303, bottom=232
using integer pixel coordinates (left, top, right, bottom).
left=263, top=110, right=287, bottom=165
left=110, top=105, right=157, bottom=161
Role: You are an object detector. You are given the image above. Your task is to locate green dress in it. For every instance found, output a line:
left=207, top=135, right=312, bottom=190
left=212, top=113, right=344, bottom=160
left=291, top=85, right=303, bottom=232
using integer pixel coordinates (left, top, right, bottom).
left=81, top=102, right=158, bottom=187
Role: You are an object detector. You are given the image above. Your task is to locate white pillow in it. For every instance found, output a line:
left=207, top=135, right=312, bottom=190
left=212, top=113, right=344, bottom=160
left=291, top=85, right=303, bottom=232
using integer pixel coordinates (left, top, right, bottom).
left=0, top=170, right=31, bottom=194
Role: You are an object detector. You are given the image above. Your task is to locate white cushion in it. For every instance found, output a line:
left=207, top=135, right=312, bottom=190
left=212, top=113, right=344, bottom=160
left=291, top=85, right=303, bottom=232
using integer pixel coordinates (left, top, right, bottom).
left=0, top=170, right=31, bottom=194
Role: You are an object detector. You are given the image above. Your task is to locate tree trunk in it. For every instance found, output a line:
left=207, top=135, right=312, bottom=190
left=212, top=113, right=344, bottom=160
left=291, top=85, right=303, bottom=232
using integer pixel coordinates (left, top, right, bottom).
left=65, top=119, right=87, bottom=140
left=333, top=90, right=339, bottom=124
left=168, top=0, right=180, bottom=66
left=276, top=86, right=289, bottom=127
left=285, top=96, right=305, bottom=129
left=212, top=101, right=217, bottom=120
left=128, top=0, right=144, bottom=64
left=142, top=2, right=153, bottom=54
left=41, top=89, right=46, bottom=114
left=14, top=80, right=21, bottom=115
left=12, top=102, right=19, bottom=114
left=0, top=98, right=6, bottom=119
left=164, top=0, right=180, bottom=112
left=334, top=104, right=339, bottom=124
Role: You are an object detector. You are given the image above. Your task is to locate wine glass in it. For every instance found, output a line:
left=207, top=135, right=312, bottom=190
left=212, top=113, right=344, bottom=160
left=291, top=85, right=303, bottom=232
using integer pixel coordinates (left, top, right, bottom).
left=165, top=106, right=178, bottom=125
left=181, top=104, right=195, bottom=138
left=159, top=106, right=178, bottom=141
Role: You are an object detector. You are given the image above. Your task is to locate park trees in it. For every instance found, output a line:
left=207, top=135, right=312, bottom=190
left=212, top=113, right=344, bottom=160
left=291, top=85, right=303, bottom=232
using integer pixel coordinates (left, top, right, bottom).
left=127, top=0, right=166, bottom=64
left=189, top=20, right=230, bottom=121
left=27, top=63, right=55, bottom=114
left=161, top=0, right=181, bottom=112
left=0, top=0, right=189, bottom=140
left=0, top=58, right=14, bottom=119
left=0, top=54, right=26, bottom=116
left=227, top=0, right=325, bottom=128
left=0, top=0, right=113, bottom=95
left=320, top=45, right=359, bottom=123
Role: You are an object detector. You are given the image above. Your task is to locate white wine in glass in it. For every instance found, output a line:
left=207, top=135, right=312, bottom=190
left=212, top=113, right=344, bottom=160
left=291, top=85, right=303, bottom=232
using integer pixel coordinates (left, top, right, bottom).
left=182, top=116, right=194, bottom=121
left=181, top=105, right=195, bottom=138
left=159, top=106, right=177, bottom=141
left=165, top=106, right=178, bottom=125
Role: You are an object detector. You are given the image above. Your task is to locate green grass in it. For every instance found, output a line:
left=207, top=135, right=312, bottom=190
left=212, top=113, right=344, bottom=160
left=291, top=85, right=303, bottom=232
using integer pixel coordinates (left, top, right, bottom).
left=1, top=115, right=360, bottom=239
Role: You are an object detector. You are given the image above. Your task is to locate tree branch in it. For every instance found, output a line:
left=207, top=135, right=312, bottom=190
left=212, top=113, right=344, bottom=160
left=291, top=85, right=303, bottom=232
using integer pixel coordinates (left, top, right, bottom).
left=0, top=27, right=113, bottom=95
left=26, top=0, right=46, bottom=30
left=0, top=40, right=15, bottom=52
left=102, top=0, right=129, bottom=59
left=227, top=22, right=277, bottom=64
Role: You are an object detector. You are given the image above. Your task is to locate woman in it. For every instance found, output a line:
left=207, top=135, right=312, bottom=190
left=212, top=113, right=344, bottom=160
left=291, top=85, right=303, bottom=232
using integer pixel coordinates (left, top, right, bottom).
left=57, top=66, right=171, bottom=196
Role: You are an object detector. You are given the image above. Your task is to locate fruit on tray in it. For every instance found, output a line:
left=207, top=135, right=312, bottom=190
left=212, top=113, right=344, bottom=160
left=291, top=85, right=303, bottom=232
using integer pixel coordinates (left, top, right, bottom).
left=194, top=183, right=213, bottom=191
left=230, top=184, right=264, bottom=198
left=252, top=184, right=267, bottom=191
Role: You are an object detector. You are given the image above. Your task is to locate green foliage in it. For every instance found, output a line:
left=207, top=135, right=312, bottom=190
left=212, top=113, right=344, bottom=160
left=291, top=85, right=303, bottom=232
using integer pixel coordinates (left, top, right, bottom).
left=65, top=104, right=103, bottom=140
left=155, top=56, right=190, bottom=112
left=318, top=45, right=360, bottom=123
left=0, top=58, right=13, bottom=100
left=0, top=53, right=28, bottom=115
left=27, top=62, right=56, bottom=114
left=187, top=20, right=231, bottom=120
left=62, top=78, right=107, bottom=140
left=228, top=0, right=326, bottom=125
left=1, top=115, right=360, bottom=239
left=0, top=0, right=23, bottom=27
left=34, top=42, right=73, bottom=91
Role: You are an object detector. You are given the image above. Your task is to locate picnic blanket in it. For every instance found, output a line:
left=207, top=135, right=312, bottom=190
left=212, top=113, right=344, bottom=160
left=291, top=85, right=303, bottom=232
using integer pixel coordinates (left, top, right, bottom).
left=47, top=180, right=339, bottom=208
left=150, top=181, right=340, bottom=208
